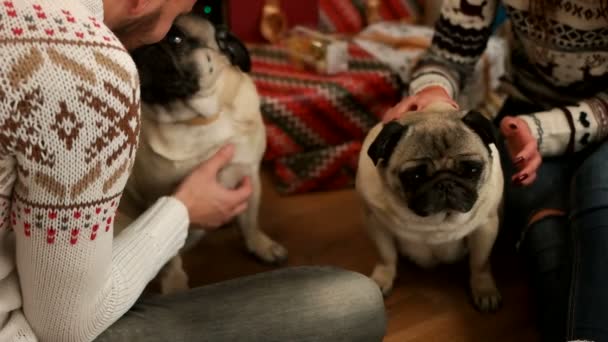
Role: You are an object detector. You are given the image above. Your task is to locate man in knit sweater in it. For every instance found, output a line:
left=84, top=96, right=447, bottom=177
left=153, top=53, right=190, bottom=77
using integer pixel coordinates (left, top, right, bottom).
left=384, top=0, right=607, bottom=341
left=0, top=0, right=387, bottom=341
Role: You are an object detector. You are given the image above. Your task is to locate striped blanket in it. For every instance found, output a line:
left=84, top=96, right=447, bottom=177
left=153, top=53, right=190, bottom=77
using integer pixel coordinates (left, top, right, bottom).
left=250, top=43, right=404, bottom=194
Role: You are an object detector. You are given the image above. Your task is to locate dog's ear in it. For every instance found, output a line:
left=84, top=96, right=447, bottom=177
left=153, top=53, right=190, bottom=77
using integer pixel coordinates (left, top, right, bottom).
left=215, top=26, right=252, bottom=72
left=461, top=110, right=497, bottom=148
left=368, top=121, right=408, bottom=167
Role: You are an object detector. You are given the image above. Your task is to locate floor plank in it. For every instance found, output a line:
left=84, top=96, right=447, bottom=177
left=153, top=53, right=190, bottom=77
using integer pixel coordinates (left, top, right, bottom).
left=183, top=170, right=540, bottom=341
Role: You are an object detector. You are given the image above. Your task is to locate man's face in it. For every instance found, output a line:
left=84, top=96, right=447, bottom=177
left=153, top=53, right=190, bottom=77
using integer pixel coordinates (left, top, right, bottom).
left=116, top=0, right=197, bottom=50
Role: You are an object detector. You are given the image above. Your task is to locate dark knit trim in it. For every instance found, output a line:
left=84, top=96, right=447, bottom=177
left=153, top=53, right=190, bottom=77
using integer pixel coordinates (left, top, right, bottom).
left=560, top=107, right=576, bottom=154
left=432, top=16, right=492, bottom=58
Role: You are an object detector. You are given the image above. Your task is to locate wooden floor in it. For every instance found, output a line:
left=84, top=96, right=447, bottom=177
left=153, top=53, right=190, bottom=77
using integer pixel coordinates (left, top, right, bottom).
left=182, top=170, right=540, bottom=341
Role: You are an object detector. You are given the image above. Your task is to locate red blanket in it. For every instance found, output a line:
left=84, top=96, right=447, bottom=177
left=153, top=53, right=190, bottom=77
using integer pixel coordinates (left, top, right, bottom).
left=250, top=43, right=403, bottom=194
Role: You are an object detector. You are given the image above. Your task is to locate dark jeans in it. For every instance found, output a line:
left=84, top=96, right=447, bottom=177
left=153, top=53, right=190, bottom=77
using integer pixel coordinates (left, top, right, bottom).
left=94, top=266, right=387, bottom=342
left=497, top=98, right=608, bottom=341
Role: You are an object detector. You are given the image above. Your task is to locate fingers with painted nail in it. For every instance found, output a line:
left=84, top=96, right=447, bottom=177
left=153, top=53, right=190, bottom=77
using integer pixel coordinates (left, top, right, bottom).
left=499, top=116, right=542, bottom=187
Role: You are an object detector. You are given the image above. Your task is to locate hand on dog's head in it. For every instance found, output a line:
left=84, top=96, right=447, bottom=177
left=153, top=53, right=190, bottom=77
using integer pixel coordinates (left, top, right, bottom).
left=368, top=110, right=497, bottom=217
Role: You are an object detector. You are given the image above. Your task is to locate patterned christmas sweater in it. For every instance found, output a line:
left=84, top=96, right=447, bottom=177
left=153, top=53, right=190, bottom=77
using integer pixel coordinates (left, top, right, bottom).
left=410, top=0, right=608, bottom=156
left=0, top=0, right=189, bottom=341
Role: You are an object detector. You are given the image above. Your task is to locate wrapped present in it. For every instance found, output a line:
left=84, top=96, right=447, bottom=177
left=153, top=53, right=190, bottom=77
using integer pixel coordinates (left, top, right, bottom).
left=250, top=43, right=404, bottom=194
left=319, top=0, right=422, bottom=34
left=354, top=21, right=509, bottom=117
left=282, top=26, right=350, bottom=75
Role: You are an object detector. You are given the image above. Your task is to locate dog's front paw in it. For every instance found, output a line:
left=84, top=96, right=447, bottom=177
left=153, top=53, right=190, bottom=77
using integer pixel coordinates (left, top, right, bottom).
left=160, top=267, right=190, bottom=295
left=371, top=264, right=396, bottom=296
left=247, top=235, right=288, bottom=265
left=470, top=274, right=502, bottom=313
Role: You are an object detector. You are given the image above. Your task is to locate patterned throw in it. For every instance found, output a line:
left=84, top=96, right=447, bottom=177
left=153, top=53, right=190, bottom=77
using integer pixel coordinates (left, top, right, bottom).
left=410, top=0, right=608, bottom=156
left=250, top=43, right=404, bottom=194
left=0, top=1, right=189, bottom=341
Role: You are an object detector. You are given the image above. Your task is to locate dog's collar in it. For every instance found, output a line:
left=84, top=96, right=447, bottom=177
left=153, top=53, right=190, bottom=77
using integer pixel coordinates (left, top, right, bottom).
left=149, top=71, right=244, bottom=127
left=174, top=112, right=221, bottom=126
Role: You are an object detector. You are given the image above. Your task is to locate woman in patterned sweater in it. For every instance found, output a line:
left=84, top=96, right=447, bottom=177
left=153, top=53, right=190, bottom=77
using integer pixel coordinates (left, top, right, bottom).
left=384, top=0, right=608, bottom=341
left=0, top=0, right=387, bottom=341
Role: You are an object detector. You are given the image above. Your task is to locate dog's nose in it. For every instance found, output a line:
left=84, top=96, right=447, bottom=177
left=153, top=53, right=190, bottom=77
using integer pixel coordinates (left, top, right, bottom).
left=434, top=180, right=455, bottom=193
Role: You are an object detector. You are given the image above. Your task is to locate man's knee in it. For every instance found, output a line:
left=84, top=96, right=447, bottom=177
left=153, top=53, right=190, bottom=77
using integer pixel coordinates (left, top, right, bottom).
left=314, top=268, right=387, bottom=341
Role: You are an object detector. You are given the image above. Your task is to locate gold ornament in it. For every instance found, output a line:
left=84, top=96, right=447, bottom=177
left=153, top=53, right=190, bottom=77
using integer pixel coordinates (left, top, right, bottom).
left=365, top=0, right=383, bottom=25
left=260, top=0, right=288, bottom=43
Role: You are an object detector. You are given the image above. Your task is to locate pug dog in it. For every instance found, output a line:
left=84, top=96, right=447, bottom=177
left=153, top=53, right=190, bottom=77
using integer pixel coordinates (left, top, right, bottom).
left=116, top=14, right=288, bottom=294
left=355, top=109, right=504, bottom=312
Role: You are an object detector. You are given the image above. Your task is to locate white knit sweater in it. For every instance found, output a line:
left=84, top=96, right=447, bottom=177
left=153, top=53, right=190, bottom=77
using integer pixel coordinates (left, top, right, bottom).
left=0, top=0, right=189, bottom=341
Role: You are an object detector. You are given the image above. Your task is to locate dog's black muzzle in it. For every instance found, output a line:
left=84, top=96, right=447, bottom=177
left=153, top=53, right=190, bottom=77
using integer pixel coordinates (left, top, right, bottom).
left=407, top=174, right=479, bottom=217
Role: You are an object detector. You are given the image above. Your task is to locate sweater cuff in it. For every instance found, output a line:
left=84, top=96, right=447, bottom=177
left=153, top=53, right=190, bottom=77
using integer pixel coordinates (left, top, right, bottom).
left=136, top=196, right=189, bottom=253
left=519, top=101, right=599, bottom=157
left=112, top=196, right=189, bottom=290
left=409, top=68, right=457, bottom=99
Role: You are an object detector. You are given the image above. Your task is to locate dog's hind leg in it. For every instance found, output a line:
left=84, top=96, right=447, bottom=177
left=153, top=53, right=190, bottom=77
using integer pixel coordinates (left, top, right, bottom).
left=235, top=170, right=288, bottom=264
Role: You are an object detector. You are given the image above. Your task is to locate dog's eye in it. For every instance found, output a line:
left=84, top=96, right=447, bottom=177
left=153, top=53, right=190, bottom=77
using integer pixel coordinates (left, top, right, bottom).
left=167, top=34, right=183, bottom=45
left=399, top=165, right=428, bottom=187
left=165, top=27, right=185, bottom=46
left=459, top=160, right=483, bottom=178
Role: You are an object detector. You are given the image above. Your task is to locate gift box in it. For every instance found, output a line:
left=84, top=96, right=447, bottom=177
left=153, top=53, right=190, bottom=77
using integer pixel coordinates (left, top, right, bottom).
left=250, top=43, right=404, bottom=194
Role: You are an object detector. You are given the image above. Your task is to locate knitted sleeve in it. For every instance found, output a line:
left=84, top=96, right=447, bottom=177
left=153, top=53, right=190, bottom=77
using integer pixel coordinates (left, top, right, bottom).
left=1, top=1, right=189, bottom=341
left=0, top=158, right=38, bottom=342
left=519, top=92, right=608, bottom=156
left=408, top=0, right=499, bottom=99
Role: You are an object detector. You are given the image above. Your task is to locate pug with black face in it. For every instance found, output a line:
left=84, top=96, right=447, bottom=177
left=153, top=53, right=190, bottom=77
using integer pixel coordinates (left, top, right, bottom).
left=356, top=110, right=504, bottom=312
left=116, top=14, right=287, bottom=294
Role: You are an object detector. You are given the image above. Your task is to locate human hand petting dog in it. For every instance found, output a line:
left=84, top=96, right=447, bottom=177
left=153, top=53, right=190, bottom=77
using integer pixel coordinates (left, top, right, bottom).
left=381, top=86, right=459, bottom=123
left=382, top=85, right=542, bottom=186
left=174, top=144, right=253, bottom=229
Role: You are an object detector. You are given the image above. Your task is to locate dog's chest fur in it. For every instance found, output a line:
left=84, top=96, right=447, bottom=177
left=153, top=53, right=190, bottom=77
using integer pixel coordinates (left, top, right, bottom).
left=125, top=67, right=266, bottom=209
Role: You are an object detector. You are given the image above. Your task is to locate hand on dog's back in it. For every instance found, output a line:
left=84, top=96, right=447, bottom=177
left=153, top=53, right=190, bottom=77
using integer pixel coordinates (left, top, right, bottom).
left=173, top=144, right=253, bottom=229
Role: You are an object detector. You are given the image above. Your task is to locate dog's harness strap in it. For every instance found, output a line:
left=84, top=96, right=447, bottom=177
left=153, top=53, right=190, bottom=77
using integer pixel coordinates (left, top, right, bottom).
left=179, top=113, right=222, bottom=126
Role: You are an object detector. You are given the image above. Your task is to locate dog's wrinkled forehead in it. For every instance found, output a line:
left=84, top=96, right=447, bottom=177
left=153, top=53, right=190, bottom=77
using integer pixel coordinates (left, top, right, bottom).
left=395, top=115, right=486, bottom=162
left=174, top=15, right=219, bottom=50
left=367, top=110, right=496, bottom=168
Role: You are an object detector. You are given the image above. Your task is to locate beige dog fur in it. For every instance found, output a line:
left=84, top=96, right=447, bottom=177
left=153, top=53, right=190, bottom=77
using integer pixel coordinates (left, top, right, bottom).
left=356, top=103, right=504, bottom=312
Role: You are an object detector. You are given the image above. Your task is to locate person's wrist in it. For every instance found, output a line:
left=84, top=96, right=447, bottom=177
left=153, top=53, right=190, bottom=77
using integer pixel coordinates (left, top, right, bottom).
left=517, top=116, right=534, bottom=137
left=172, top=192, right=192, bottom=219
left=416, top=86, right=459, bottom=111
left=504, top=115, right=536, bottom=139
left=416, top=85, right=451, bottom=98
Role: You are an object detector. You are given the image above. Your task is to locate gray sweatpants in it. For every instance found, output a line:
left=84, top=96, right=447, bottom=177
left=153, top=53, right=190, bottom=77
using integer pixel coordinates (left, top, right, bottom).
left=95, top=266, right=387, bottom=342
